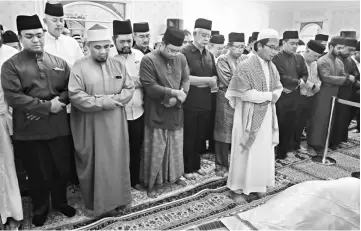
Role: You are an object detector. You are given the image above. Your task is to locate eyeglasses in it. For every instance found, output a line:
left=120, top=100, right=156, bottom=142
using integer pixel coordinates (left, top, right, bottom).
left=263, top=44, right=278, bottom=51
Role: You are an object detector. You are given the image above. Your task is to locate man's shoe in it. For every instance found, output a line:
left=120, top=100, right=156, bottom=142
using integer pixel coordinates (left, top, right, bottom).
left=53, top=204, right=76, bottom=217
left=32, top=214, right=47, bottom=227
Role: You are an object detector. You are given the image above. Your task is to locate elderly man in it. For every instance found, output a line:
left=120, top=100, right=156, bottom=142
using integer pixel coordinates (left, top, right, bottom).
left=43, top=2, right=83, bottom=66
left=214, top=32, right=248, bottom=177
left=226, top=29, right=283, bottom=202
left=208, top=34, right=225, bottom=61
left=69, top=24, right=134, bottom=216
left=308, top=36, right=356, bottom=155
left=1, top=14, right=75, bottom=226
left=0, top=31, right=23, bottom=229
left=2, top=30, right=21, bottom=51
left=272, top=31, right=309, bottom=159
left=133, top=22, right=152, bottom=55
left=294, top=40, right=325, bottom=151
left=181, top=18, right=218, bottom=179
left=112, top=19, right=144, bottom=190
left=140, top=26, right=190, bottom=198
left=329, top=38, right=360, bottom=148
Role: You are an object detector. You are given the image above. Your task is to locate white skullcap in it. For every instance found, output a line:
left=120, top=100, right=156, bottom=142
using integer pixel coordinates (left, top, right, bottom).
left=87, top=24, right=111, bottom=42
left=296, top=45, right=306, bottom=53
left=257, top=29, right=279, bottom=41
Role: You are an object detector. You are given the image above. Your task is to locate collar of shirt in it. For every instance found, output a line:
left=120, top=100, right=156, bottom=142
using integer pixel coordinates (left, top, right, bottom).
left=281, top=50, right=294, bottom=57
left=134, top=44, right=150, bottom=53
left=22, top=49, right=44, bottom=61
left=190, top=42, right=207, bottom=55
left=45, top=32, right=61, bottom=41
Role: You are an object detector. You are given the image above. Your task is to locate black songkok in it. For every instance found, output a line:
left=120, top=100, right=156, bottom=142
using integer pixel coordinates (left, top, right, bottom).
left=356, top=41, right=360, bottom=52
left=299, top=40, right=305, bottom=45
left=251, top=32, right=259, bottom=42
left=133, top=22, right=149, bottom=33
left=283, top=31, right=299, bottom=39
left=163, top=26, right=185, bottom=47
left=315, top=34, right=329, bottom=41
left=44, top=2, right=64, bottom=17
left=16, top=14, right=43, bottom=32
left=344, top=37, right=358, bottom=48
left=330, top=36, right=346, bottom=46
left=113, top=20, right=132, bottom=35
left=211, top=30, right=219, bottom=36
left=307, top=40, right=326, bottom=54
left=229, top=32, right=244, bottom=43
left=210, top=35, right=225, bottom=44
left=194, top=18, right=212, bottom=31
left=2, top=30, right=19, bottom=43
left=340, top=31, right=356, bottom=38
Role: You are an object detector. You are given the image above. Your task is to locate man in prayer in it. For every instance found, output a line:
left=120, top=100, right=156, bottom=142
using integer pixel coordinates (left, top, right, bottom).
left=208, top=34, right=225, bottom=61
left=315, top=33, right=329, bottom=56
left=1, top=14, right=75, bottom=226
left=181, top=18, right=218, bottom=179
left=182, top=29, right=193, bottom=48
left=43, top=2, right=83, bottom=67
left=294, top=40, right=325, bottom=152
left=272, top=31, right=309, bottom=159
left=69, top=24, right=134, bottom=216
left=226, top=29, right=283, bottom=202
left=350, top=41, right=360, bottom=132
left=2, top=30, right=21, bottom=51
left=329, top=37, right=360, bottom=148
left=214, top=32, right=248, bottom=177
left=0, top=31, right=23, bottom=230
left=140, top=26, right=189, bottom=198
left=308, top=36, right=356, bottom=155
left=133, top=22, right=152, bottom=55
left=112, top=19, right=144, bottom=190
left=247, top=32, right=259, bottom=56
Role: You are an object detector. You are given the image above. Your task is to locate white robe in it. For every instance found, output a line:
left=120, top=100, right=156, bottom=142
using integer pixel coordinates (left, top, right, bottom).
left=0, top=45, right=23, bottom=224
left=227, top=56, right=280, bottom=195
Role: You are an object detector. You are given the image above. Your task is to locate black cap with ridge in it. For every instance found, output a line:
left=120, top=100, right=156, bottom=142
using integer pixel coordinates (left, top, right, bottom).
left=113, top=19, right=133, bottom=35
left=194, top=18, right=212, bottom=31
left=307, top=40, right=326, bottom=54
left=211, top=30, right=219, bottom=36
left=133, top=22, right=149, bottom=33
left=163, top=26, right=185, bottom=47
left=344, top=37, right=358, bottom=48
left=45, top=2, right=64, bottom=17
left=229, top=32, right=244, bottom=43
left=2, top=30, right=19, bottom=43
left=210, top=35, right=225, bottom=44
left=315, top=34, right=329, bottom=41
left=283, top=31, right=299, bottom=39
left=16, top=14, right=43, bottom=32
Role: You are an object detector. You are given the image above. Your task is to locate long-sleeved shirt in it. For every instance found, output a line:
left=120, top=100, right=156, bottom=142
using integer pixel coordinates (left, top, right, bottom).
left=181, top=43, right=217, bottom=111
left=272, top=50, right=308, bottom=93
left=300, top=53, right=321, bottom=97
left=44, top=32, right=84, bottom=67
left=140, top=50, right=190, bottom=130
left=317, top=53, right=351, bottom=86
left=1, top=50, right=71, bottom=140
left=113, top=48, right=144, bottom=120
left=134, top=44, right=153, bottom=55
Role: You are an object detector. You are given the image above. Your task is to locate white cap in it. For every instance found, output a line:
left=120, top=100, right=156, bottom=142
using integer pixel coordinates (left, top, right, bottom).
left=87, top=24, right=111, bottom=42
left=257, top=29, right=279, bottom=41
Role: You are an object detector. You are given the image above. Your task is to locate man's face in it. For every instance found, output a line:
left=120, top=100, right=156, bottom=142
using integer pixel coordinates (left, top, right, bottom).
left=160, top=42, right=182, bottom=59
left=304, top=48, right=321, bottom=63
left=340, top=46, right=356, bottom=58
left=5, top=42, right=21, bottom=51
left=210, top=43, right=224, bottom=58
left=89, top=40, right=111, bottom=63
left=355, top=51, right=360, bottom=62
left=331, top=44, right=344, bottom=57
left=194, top=29, right=211, bottom=48
left=182, top=34, right=193, bottom=48
left=258, top=38, right=279, bottom=61
left=44, top=15, right=64, bottom=38
left=133, top=31, right=150, bottom=49
left=283, top=39, right=299, bottom=54
left=19, top=28, right=45, bottom=53
left=114, top=34, right=132, bottom=54
left=229, top=41, right=245, bottom=58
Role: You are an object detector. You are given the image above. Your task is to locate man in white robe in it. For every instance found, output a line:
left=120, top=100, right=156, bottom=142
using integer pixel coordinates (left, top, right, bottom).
left=69, top=24, right=134, bottom=216
left=225, top=29, right=283, bottom=202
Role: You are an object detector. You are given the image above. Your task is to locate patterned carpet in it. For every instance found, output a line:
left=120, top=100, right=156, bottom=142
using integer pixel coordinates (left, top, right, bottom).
left=16, top=130, right=360, bottom=230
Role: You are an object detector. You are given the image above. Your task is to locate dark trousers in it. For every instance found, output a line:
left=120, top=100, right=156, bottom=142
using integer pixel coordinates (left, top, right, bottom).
left=67, top=114, right=79, bottom=185
left=128, top=115, right=144, bottom=187
left=276, top=91, right=301, bottom=159
left=294, top=95, right=315, bottom=149
left=13, top=136, right=72, bottom=216
left=199, top=93, right=216, bottom=153
left=184, top=110, right=211, bottom=173
left=214, top=141, right=230, bottom=169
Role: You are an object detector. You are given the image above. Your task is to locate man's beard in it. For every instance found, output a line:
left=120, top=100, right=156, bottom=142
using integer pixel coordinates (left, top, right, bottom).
left=117, top=46, right=131, bottom=54
left=331, top=49, right=340, bottom=57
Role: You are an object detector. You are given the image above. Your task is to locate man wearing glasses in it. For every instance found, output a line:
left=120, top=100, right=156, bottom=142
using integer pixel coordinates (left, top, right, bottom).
left=181, top=18, right=218, bottom=180
left=272, top=31, right=309, bottom=160
left=140, top=26, right=189, bottom=198
left=133, top=22, right=153, bottom=55
left=1, top=14, right=75, bottom=226
left=112, top=19, right=145, bottom=191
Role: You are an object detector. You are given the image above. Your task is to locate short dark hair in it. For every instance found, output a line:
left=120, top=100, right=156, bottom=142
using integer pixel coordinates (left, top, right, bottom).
left=254, top=38, right=269, bottom=52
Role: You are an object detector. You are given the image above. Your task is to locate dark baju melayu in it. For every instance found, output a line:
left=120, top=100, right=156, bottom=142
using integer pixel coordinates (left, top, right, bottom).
left=1, top=50, right=72, bottom=217
left=272, top=50, right=308, bottom=158
left=181, top=43, right=217, bottom=173
left=134, top=44, right=153, bottom=55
